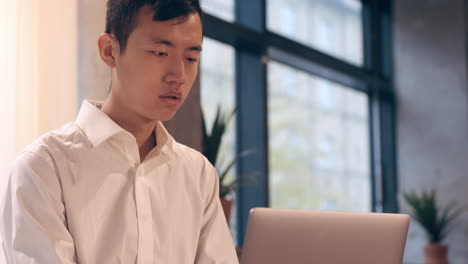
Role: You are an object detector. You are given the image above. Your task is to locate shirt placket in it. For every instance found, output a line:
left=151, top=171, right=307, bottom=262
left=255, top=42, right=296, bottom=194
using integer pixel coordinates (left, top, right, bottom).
left=134, top=164, right=154, bottom=263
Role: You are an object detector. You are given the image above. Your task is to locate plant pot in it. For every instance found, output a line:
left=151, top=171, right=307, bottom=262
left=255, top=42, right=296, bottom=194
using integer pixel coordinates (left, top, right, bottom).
left=220, top=198, right=233, bottom=226
left=424, top=244, right=449, bottom=264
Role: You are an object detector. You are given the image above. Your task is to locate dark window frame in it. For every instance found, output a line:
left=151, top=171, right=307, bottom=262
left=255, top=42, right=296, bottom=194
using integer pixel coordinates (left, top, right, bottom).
left=202, top=0, right=396, bottom=246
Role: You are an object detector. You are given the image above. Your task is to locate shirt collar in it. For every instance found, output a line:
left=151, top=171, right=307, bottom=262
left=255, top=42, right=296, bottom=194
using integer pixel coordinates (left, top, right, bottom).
left=75, top=100, right=175, bottom=156
left=153, top=119, right=175, bottom=157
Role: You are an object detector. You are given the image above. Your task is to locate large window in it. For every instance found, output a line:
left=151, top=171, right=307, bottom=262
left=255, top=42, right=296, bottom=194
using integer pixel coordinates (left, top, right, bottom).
left=200, top=38, right=236, bottom=134
left=200, top=37, right=238, bottom=242
left=200, top=0, right=235, bottom=22
left=268, top=61, right=370, bottom=212
left=201, top=0, right=396, bottom=245
left=267, top=0, right=363, bottom=65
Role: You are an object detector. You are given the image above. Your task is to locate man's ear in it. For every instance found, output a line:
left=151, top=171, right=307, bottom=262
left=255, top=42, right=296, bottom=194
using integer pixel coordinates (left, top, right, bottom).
left=97, top=33, right=118, bottom=68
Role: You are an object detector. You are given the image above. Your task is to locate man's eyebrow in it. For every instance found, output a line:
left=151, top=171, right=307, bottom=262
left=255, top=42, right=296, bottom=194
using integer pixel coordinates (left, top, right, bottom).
left=151, top=38, right=202, bottom=52
left=188, top=45, right=203, bottom=52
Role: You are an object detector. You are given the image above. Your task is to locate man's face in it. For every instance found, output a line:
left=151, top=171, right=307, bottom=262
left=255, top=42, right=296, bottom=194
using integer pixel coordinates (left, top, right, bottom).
left=111, top=6, right=203, bottom=122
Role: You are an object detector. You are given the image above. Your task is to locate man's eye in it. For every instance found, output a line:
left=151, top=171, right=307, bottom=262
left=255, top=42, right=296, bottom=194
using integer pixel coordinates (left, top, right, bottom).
left=187, top=58, right=198, bottom=63
left=151, top=51, right=168, bottom=56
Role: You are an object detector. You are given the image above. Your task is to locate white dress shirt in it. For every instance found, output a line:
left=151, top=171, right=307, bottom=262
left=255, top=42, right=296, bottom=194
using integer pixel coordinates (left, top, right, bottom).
left=0, top=100, right=238, bottom=264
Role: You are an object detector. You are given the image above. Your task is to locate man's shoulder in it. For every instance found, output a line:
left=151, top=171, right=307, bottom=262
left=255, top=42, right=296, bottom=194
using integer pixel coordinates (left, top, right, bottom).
left=172, top=141, right=207, bottom=161
left=170, top=142, right=218, bottom=189
left=19, top=121, right=85, bottom=163
left=171, top=141, right=213, bottom=168
left=7, top=124, right=82, bottom=201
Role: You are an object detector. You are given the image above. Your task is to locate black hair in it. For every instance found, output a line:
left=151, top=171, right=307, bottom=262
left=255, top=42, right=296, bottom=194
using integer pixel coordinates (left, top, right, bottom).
left=105, top=0, right=203, bottom=54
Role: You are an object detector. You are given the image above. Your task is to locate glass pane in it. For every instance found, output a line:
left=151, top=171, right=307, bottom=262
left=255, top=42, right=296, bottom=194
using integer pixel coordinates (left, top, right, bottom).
left=200, top=38, right=237, bottom=242
left=200, top=0, right=235, bottom=22
left=268, top=61, right=370, bottom=212
left=267, top=0, right=363, bottom=65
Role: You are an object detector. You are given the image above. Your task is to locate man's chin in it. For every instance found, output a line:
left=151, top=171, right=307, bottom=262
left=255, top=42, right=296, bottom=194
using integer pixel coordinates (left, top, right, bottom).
left=146, top=105, right=182, bottom=122
left=155, top=110, right=178, bottom=122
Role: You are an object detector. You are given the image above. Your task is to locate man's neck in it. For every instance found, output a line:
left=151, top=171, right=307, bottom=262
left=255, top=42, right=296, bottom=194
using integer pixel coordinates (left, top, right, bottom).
left=101, top=96, right=157, bottom=162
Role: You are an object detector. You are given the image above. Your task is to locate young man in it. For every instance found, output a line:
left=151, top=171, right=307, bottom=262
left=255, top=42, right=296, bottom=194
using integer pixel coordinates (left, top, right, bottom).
left=0, top=0, right=238, bottom=263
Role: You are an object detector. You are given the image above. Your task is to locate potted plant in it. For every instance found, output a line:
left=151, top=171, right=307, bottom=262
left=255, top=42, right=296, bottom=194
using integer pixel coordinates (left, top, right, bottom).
left=201, top=105, right=251, bottom=225
left=403, top=189, right=464, bottom=264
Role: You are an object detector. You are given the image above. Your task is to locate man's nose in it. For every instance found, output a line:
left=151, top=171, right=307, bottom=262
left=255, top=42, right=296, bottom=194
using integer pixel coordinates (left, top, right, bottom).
left=165, top=57, right=186, bottom=85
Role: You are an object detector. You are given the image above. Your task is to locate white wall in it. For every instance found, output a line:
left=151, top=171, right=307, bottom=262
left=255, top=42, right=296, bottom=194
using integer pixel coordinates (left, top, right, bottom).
left=395, top=0, right=468, bottom=263
left=77, top=0, right=110, bottom=104
left=0, top=2, right=19, bottom=263
left=0, top=0, right=78, bottom=262
left=0, top=8, right=19, bottom=262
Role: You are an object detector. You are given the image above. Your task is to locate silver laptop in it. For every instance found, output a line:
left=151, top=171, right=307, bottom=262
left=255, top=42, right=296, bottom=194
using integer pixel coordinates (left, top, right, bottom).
left=241, top=207, right=410, bottom=264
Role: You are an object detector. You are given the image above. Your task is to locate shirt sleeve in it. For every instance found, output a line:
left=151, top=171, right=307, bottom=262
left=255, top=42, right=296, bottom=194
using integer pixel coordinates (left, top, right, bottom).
left=0, top=151, right=77, bottom=264
left=194, top=162, right=239, bottom=264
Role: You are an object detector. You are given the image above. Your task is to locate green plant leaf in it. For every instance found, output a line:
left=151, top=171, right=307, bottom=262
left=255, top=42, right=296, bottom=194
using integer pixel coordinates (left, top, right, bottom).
left=202, top=105, right=258, bottom=198
left=219, top=149, right=256, bottom=185
left=403, top=189, right=465, bottom=243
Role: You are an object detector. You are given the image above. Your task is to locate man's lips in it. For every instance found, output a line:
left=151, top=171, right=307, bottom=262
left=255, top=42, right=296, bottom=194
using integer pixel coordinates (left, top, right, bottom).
left=159, top=92, right=182, bottom=100
left=159, top=92, right=182, bottom=106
